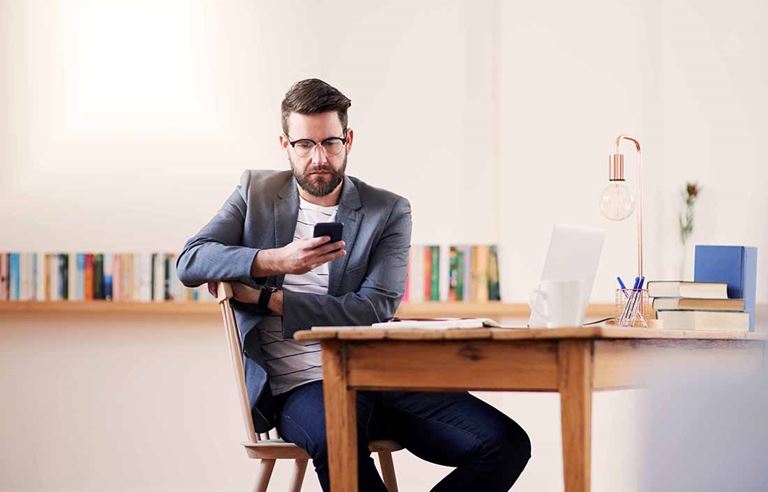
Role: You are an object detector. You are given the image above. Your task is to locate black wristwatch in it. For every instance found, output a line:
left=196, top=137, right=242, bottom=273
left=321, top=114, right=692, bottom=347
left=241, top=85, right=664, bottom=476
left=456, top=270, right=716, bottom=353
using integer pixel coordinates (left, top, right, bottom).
left=257, top=286, right=279, bottom=312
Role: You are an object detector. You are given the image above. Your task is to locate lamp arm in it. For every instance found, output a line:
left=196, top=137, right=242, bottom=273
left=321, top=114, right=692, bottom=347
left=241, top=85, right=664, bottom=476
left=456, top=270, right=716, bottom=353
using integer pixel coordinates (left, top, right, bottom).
left=615, top=134, right=641, bottom=153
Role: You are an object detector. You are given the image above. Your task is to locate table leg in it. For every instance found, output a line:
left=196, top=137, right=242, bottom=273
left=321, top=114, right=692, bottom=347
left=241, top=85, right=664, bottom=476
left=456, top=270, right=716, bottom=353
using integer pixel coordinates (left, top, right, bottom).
left=322, top=340, right=358, bottom=492
left=558, top=340, right=593, bottom=492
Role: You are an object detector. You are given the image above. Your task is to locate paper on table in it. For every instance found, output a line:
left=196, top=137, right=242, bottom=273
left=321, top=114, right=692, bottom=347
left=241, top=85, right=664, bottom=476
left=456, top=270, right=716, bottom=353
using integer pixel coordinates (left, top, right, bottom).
left=371, top=318, right=528, bottom=330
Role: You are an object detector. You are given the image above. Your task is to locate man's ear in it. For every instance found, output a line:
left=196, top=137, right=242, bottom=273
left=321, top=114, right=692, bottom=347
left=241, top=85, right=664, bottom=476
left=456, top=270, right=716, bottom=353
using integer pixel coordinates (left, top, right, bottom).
left=345, top=128, right=354, bottom=154
left=279, top=133, right=289, bottom=150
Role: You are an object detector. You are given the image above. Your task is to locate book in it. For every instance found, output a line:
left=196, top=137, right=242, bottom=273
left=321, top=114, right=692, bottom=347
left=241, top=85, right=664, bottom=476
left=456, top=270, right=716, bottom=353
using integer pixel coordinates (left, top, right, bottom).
left=647, top=281, right=728, bottom=299
left=9, top=253, right=19, bottom=300
left=652, top=297, right=745, bottom=312
left=113, top=254, right=121, bottom=301
left=0, top=253, right=8, bottom=300
left=657, top=310, right=749, bottom=331
left=439, top=244, right=449, bottom=301
left=163, top=254, right=171, bottom=300
left=472, top=245, right=489, bottom=302
left=371, top=317, right=503, bottom=329
left=59, top=253, right=69, bottom=300
left=407, top=246, right=424, bottom=303
left=133, top=253, right=143, bottom=302
left=429, top=245, right=440, bottom=301
left=460, top=245, right=472, bottom=301
left=694, top=245, right=757, bottom=331
left=138, top=253, right=151, bottom=302
left=448, top=246, right=459, bottom=301
left=50, top=254, right=60, bottom=301
left=103, top=254, right=113, bottom=300
left=455, top=247, right=466, bottom=300
left=68, top=253, right=77, bottom=301
left=84, top=254, right=94, bottom=300
left=36, top=254, right=45, bottom=301
left=76, top=254, right=85, bottom=301
left=44, top=254, right=52, bottom=300
left=152, top=253, right=164, bottom=302
left=93, top=254, right=104, bottom=300
left=19, top=253, right=31, bottom=300
left=123, top=253, right=133, bottom=301
left=488, top=245, right=501, bottom=301
left=423, top=247, right=432, bottom=301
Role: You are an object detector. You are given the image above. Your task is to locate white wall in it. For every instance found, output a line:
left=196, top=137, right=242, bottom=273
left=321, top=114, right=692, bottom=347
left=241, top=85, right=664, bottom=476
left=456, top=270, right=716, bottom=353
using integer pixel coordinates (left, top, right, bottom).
left=498, top=0, right=768, bottom=302
left=1, top=0, right=766, bottom=491
left=0, top=0, right=497, bottom=253
left=659, top=0, right=768, bottom=283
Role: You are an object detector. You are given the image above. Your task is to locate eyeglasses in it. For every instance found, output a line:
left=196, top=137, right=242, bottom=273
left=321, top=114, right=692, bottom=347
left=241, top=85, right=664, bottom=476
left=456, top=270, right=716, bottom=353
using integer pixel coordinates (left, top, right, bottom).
left=286, top=133, right=347, bottom=157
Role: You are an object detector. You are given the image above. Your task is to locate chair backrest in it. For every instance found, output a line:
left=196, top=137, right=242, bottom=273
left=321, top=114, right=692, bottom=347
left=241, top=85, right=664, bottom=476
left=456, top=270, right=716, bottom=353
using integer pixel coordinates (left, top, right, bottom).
left=216, top=282, right=276, bottom=444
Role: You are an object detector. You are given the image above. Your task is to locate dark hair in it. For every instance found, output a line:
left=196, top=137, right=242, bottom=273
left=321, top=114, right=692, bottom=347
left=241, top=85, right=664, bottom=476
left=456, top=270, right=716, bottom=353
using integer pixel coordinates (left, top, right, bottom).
left=281, top=79, right=352, bottom=135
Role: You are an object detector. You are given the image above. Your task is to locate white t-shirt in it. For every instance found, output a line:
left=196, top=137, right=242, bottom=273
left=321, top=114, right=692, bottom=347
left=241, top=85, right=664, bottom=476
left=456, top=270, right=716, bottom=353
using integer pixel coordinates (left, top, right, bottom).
left=258, top=195, right=339, bottom=395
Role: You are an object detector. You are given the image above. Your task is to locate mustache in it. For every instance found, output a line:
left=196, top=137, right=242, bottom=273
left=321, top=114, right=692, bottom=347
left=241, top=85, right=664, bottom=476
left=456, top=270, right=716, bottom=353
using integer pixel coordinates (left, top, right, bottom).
left=305, top=168, right=337, bottom=175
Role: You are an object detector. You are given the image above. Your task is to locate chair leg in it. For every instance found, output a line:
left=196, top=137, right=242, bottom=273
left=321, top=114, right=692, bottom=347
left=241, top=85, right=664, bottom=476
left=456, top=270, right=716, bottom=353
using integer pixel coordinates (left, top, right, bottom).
left=377, top=451, right=398, bottom=492
left=288, top=458, right=309, bottom=492
left=253, top=459, right=276, bottom=492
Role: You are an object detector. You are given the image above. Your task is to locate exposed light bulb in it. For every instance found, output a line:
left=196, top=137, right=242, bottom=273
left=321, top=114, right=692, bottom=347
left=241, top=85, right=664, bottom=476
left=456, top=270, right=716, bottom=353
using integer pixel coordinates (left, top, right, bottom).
left=599, top=182, right=635, bottom=221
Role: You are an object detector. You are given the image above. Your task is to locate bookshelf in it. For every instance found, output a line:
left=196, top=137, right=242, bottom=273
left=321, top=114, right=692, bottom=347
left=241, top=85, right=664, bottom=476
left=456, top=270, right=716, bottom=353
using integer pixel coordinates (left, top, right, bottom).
left=0, top=301, right=618, bottom=318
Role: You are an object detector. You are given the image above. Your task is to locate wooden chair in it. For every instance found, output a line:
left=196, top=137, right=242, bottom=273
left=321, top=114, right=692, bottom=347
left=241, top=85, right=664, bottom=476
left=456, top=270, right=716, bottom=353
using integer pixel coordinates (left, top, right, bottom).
left=216, top=282, right=402, bottom=492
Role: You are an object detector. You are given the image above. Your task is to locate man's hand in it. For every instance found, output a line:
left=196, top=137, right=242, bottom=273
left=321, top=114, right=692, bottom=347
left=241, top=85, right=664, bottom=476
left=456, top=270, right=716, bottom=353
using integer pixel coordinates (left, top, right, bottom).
left=207, top=281, right=261, bottom=304
left=267, top=290, right=283, bottom=315
left=252, top=236, right=345, bottom=277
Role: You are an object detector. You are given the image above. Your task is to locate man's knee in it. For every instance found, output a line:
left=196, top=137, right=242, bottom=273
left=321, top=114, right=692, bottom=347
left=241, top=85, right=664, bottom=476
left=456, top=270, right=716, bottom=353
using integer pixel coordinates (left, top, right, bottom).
left=479, top=415, right=531, bottom=466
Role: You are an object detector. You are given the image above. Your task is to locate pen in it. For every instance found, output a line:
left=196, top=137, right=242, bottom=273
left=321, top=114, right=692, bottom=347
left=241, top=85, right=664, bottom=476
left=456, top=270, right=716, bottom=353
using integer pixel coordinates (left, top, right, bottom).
left=617, top=276, right=628, bottom=299
left=625, top=276, right=646, bottom=325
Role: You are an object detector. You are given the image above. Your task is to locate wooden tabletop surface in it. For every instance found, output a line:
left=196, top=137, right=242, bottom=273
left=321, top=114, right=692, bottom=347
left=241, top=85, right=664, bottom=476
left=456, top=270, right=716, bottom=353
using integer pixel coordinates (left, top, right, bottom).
left=294, top=325, right=765, bottom=342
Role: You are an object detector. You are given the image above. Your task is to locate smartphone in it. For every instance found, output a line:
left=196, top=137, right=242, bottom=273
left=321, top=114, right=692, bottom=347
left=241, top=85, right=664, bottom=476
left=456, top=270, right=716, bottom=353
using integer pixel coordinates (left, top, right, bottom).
left=313, top=222, right=344, bottom=243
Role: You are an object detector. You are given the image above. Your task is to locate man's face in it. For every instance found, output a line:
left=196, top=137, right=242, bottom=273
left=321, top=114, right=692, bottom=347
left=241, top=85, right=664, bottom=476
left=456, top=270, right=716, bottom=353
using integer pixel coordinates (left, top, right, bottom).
left=280, top=111, right=354, bottom=197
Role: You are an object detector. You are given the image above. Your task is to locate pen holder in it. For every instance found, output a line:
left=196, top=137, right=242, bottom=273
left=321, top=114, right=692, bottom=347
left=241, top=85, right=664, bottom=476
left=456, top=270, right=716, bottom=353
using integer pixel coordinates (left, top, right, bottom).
left=614, top=288, right=652, bottom=328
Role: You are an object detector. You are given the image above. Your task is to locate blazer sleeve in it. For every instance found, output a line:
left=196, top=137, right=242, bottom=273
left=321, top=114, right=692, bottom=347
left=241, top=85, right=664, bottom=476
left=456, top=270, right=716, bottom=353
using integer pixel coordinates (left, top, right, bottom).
left=281, top=196, right=412, bottom=338
left=176, top=170, right=265, bottom=287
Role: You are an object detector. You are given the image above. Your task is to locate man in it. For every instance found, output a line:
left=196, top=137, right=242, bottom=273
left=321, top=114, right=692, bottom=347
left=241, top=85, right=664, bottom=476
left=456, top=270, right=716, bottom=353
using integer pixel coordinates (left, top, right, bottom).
left=177, top=79, right=530, bottom=491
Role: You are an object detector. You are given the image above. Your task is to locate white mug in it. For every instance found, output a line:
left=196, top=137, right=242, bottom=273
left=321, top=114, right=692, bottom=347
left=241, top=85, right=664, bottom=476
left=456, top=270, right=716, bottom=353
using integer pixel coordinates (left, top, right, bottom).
left=529, top=280, right=583, bottom=328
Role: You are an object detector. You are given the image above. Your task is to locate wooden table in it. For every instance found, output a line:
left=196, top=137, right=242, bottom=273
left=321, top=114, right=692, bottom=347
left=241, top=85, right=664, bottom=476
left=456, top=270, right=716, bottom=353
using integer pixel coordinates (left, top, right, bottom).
left=294, top=326, right=764, bottom=492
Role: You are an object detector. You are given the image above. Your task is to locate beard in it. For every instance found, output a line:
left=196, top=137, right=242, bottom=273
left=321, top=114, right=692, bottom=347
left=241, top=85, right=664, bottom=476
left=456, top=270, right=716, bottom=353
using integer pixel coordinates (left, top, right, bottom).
left=289, top=154, right=347, bottom=197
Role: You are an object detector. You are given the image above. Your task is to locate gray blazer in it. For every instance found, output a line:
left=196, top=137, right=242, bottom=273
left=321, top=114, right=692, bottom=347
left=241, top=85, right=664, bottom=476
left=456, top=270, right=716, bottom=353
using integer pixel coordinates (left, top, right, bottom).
left=176, top=169, right=412, bottom=431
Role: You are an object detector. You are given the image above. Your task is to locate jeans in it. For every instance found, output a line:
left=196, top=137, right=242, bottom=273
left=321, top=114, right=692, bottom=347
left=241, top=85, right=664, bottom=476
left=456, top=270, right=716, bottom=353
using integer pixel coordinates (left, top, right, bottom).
left=274, top=381, right=531, bottom=491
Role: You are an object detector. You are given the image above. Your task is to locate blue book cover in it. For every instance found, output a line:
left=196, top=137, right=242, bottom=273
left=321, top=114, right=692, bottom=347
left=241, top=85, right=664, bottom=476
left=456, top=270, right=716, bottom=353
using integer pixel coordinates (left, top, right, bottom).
left=694, top=245, right=758, bottom=331
left=9, top=253, right=20, bottom=301
left=103, top=254, right=113, bottom=301
left=76, top=253, right=85, bottom=301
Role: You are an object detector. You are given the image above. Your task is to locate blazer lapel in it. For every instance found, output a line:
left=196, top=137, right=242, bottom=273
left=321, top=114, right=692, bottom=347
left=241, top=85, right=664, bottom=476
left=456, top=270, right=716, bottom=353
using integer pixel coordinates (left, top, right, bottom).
left=274, top=176, right=299, bottom=287
left=328, top=176, right=363, bottom=295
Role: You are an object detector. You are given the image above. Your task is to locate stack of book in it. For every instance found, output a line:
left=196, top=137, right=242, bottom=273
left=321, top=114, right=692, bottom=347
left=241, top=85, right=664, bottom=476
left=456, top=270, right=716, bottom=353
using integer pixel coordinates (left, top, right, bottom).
left=0, top=252, right=212, bottom=303
left=648, top=281, right=749, bottom=331
left=404, top=245, right=501, bottom=303
left=694, top=245, right=757, bottom=332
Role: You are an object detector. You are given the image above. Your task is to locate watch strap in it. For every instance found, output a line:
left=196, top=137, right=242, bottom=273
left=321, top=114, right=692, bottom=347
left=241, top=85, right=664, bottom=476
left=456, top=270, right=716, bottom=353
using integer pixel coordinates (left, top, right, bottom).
left=257, top=286, right=278, bottom=311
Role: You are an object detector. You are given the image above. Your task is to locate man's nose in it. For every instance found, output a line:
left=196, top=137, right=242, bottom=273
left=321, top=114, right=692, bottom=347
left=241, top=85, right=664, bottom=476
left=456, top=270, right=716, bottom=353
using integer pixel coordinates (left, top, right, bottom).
left=310, top=143, right=328, bottom=165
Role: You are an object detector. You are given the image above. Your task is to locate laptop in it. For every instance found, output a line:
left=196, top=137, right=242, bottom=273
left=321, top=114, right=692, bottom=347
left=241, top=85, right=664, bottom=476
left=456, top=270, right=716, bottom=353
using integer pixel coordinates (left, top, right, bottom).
left=528, top=224, right=606, bottom=328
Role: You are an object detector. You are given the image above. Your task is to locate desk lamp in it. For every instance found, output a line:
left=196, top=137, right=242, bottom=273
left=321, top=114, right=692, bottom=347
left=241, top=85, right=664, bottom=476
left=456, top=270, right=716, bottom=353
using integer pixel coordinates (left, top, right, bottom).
left=599, top=134, right=644, bottom=277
